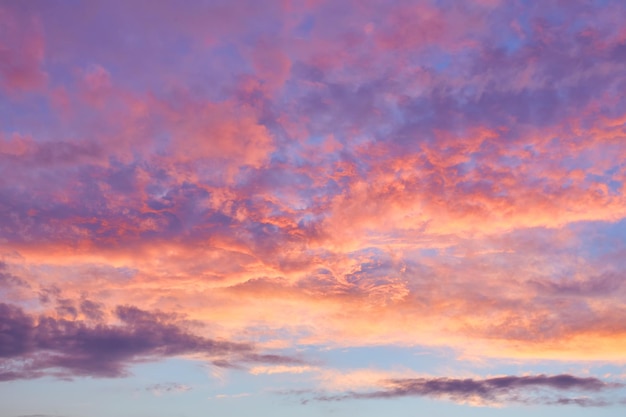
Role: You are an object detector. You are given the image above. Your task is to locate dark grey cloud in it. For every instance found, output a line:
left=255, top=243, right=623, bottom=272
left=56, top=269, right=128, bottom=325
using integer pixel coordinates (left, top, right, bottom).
left=313, top=374, right=622, bottom=407
left=0, top=303, right=302, bottom=381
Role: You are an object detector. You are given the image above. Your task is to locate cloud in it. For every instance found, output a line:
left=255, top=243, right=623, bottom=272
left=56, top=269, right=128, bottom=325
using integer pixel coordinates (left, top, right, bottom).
left=528, top=273, right=625, bottom=297
left=249, top=365, right=317, bottom=375
left=146, top=382, right=192, bottom=396
left=546, top=397, right=610, bottom=407
left=0, top=261, right=29, bottom=289
left=313, top=374, right=622, bottom=407
left=241, top=353, right=308, bottom=366
left=3, top=0, right=626, bottom=399
left=0, top=302, right=301, bottom=381
left=214, top=392, right=251, bottom=399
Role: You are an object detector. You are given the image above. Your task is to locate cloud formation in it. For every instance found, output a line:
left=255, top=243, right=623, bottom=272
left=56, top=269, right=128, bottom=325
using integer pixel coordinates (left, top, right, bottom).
left=146, top=382, right=192, bottom=396
left=0, top=302, right=299, bottom=381
left=314, top=374, right=622, bottom=407
left=2, top=0, right=626, bottom=412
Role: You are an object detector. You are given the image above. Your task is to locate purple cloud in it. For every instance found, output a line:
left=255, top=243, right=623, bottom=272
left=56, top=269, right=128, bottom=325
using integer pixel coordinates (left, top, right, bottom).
left=313, top=374, right=622, bottom=406
left=0, top=303, right=301, bottom=381
left=2, top=1, right=626, bottom=414
left=529, top=273, right=625, bottom=297
left=0, top=261, right=29, bottom=289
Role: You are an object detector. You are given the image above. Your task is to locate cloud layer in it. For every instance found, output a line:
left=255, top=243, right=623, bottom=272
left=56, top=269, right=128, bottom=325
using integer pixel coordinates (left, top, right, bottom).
left=2, top=0, right=626, bottom=411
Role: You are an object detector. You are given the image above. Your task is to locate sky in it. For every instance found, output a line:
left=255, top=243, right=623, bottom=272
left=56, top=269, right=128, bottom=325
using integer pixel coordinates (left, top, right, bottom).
left=1, top=0, right=626, bottom=416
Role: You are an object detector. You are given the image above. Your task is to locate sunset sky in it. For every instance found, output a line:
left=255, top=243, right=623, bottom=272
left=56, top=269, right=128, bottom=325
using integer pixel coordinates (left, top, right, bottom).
left=2, top=1, right=626, bottom=416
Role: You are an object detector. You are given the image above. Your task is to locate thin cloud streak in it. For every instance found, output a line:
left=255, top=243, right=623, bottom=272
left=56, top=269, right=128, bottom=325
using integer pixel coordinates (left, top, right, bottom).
left=313, top=374, right=622, bottom=407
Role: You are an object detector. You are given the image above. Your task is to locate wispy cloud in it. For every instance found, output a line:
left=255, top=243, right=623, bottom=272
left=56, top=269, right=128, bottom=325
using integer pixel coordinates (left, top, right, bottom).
left=146, top=382, right=192, bottom=396
left=214, top=392, right=251, bottom=399
left=313, top=374, right=622, bottom=407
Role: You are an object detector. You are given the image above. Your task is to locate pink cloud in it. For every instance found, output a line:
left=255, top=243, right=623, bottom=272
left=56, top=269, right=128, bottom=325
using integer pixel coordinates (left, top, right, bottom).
left=3, top=4, right=626, bottom=406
